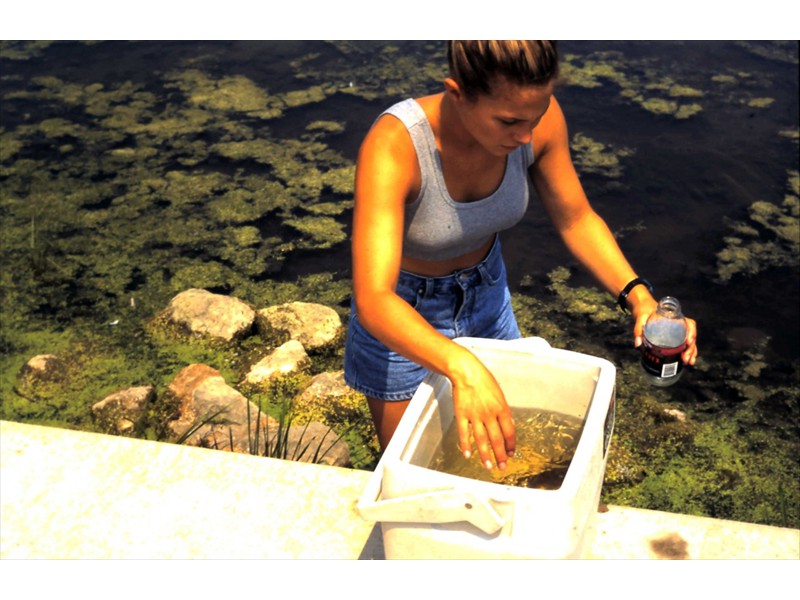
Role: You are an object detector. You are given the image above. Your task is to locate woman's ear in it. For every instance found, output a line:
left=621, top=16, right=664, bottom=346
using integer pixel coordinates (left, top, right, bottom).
left=443, top=77, right=463, bottom=101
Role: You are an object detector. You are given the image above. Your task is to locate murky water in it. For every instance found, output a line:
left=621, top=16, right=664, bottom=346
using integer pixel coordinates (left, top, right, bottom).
left=428, top=408, right=585, bottom=490
left=2, top=41, right=797, bottom=353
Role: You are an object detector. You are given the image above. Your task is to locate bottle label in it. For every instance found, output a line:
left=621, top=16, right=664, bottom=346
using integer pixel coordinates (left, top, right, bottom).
left=641, top=340, right=686, bottom=379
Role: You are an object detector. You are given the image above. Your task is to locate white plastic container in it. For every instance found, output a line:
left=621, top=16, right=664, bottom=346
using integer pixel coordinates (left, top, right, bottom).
left=357, top=337, right=616, bottom=559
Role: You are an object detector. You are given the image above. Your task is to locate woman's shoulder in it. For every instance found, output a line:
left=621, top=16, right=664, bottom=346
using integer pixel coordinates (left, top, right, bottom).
left=364, top=94, right=440, bottom=156
left=377, top=94, right=440, bottom=130
left=357, top=110, right=423, bottom=204
left=359, top=103, right=420, bottom=181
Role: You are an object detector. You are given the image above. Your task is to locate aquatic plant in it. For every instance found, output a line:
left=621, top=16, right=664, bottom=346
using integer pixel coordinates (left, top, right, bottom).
left=242, top=370, right=377, bottom=469
left=292, top=41, right=447, bottom=101
left=601, top=326, right=800, bottom=528
left=546, top=267, right=624, bottom=324
left=284, top=216, right=347, bottom=249
left=167, top=69, right=286, bottom=119
left=242, top=401, right=345, bottom=465
left=0, top=40, right=58, bottom=60
left=570, top=132, right=634, bottom=180
left=305, top=120, right=346, bottom=135
left=747, top=97, right=776, bottom=108
left=711, top=74, right=738, bottom=84
left=513, top=265, right=800, bottom=529
left=715, top=170, right=800, bottom=282
left=735, top=41, right=799, bottom=64
left=557, top=47, right=791, bottom=120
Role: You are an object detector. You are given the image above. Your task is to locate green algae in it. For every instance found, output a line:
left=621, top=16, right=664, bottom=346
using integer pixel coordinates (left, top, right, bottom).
left=0, top=130, right=23, bottom=161
left=319, top=165, right=356, bottom=195
left=306, top=120, right=345, bottom=135
left=570, top=132, right=634, bottom=180
left=284, top=216, right=347, bottom=249
left=0, top=60, right=354, bottom=321
left=210, top=137, right=353, bottom=204
left=603, top=363, right=799, bottom=527
left=747, top=97, right=776, bottom=108
left=207, top=184, right=294, bottom=223
left=561, top=50, right=720, bottom=120
left=306, top=200, right=354, bottom=216
left=561, top=53, right=630, bottom=89
left=282, top=85, right=328, bottom=108
left=293, top=41, right=447, bottom=101
left=667, top=84, right=705, bottom=98
left=243, top=371, right=379, bottom=470
left=674, top=103, right=703, bottom=119
left=716, top=170, right=800, bottom=282
left=711, top=74, right=738, bottom=84
left=546, top=267, right=624, bottom=324
left=167, top=69, right=285, bottom=119
left=735, top=40, right=800, bottom=65
left=0, top=40, right=57, bottom=60
left=510, top=265, right=799, bottom=528
left=640, top=97, right=678, bottom=115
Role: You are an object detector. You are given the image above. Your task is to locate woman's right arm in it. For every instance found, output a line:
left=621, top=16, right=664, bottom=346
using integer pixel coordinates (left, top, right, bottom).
left=351, top=116, right=515, bottom=469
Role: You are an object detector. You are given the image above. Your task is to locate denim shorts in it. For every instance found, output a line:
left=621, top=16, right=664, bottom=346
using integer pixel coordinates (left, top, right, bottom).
left=344, top=235, right=521, bottom=401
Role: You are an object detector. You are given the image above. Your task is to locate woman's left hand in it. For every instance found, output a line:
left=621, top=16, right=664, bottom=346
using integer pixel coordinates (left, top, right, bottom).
left=632, top=300, right=698, bottom=366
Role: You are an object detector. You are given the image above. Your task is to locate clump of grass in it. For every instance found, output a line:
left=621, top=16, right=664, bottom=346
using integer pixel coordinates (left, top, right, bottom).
left=243, top=401, right=342, bottom=464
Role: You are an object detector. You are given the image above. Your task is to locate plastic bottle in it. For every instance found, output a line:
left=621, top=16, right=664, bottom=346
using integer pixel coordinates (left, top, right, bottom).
left=640, top=296, right=688, bottom=387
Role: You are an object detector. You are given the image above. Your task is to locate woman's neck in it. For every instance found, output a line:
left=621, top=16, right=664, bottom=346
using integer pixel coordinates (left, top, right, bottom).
left=436, top=92, right=482, bottom=154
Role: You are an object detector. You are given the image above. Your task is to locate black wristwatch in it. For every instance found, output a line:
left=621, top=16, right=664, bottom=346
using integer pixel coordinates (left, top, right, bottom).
left=617, top=277, right=653, bottom=312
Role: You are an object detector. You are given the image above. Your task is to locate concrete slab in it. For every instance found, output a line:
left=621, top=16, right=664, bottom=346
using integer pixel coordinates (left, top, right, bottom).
left=0, top=420, right=381, bottom=559
left=2, top=420, right=798, bottom=560
left=584, top=503, right=799, bottom=559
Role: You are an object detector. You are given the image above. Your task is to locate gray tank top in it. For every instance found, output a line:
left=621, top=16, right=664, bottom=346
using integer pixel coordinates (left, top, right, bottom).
left=381, top=98, right=535, bottom=261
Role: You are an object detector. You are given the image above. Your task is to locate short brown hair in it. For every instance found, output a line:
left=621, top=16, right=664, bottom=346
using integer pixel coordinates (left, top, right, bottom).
left=447, top=40, right=559, bottom=100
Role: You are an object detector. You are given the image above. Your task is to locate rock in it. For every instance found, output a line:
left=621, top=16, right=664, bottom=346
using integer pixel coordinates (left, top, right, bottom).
left=166, top=364, right=274, bottom=452
left=257, top=301, right=342, bottom=350
left=283, top=421, right=350, bottom=467
left=19, top=354, right=64, bottom=380
left=663, top=408, right=687, bottom=422
left=245, top=418, right=350, bottom=467
left=165, top=364, right=350, bottom=466
left=160, top=288, right=255, bottom=341
left=293, top=370, right=361, bottom=423
left=15, top=354, right=66, bottom=399
left=244, top=340, right=310, bottom=386
left=92, top=386, right=156, bottom=434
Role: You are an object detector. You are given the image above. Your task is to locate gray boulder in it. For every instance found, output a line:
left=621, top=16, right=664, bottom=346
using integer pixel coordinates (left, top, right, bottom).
left=166, top=364, right=350, bottom=466
left=15, top=354, right=66, bottom=399
left=257, top=301, right=342, bottom=350
left=243, top=339, right=310, bottom=386
left=160, top=288, right=255, bottom=341
left=92, top=386, right=156, bottom=434
left=166, top=364, right=272, bottom=452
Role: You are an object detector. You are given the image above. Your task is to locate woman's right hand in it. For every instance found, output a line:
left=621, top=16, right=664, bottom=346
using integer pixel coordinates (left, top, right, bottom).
left=449, top=352, right=515, bottom=471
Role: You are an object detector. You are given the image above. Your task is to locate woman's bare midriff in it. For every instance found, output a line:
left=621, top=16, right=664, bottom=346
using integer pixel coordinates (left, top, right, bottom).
left=399, top=235, right=495, bottom=277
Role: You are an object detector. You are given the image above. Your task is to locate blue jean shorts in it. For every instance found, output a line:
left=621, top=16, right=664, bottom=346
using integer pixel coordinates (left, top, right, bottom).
left=344, top=235, right=521, bottom=401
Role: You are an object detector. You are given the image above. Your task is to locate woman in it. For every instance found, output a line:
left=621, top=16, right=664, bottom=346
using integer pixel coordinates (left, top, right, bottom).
left=344, top=41, right=698, bottom=471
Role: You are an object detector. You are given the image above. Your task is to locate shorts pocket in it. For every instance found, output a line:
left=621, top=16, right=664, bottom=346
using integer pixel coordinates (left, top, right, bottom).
left=395, top=275, right=424, bottom=310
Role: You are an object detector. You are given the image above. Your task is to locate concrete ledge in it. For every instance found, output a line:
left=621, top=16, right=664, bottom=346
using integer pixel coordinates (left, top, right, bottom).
left=1, top=420, right=798, bottom=560
left=0, top=420, right=381, bottom=559
left=584, top=503, right=799, bottom=560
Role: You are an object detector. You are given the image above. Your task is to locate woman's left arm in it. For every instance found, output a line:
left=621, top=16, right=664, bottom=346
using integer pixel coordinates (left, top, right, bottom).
left=530, top=96, right=697, bottom=365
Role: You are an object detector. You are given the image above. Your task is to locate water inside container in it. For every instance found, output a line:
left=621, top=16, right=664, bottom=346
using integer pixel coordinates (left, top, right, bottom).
left=427, top=407, right=585, bottom=490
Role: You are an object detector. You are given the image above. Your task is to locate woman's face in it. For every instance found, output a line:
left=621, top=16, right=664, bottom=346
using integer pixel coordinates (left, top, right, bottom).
left=452, top=76, right=554, bottom=157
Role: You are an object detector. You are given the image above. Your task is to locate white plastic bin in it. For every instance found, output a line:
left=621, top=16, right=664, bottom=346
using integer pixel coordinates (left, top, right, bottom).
left=357, top=337, right=616, bottom=559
